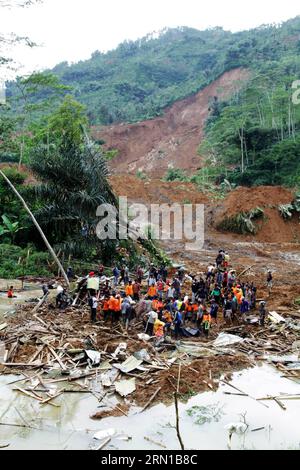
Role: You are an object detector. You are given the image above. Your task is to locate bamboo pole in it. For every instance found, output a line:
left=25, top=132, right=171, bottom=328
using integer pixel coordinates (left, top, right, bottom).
left=0, top=169, right=70, bottom=288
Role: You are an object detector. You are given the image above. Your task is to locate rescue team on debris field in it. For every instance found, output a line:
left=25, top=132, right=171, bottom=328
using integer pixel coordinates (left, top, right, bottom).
left=47, top=250, right=271, bottom=341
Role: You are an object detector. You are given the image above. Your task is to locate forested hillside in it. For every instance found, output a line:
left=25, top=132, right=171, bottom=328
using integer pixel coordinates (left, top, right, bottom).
left=6, top=16, right=300, bottom=126
left=3, top=16, right=300, bottom=188
left=200, top=26, right=300, bottom=187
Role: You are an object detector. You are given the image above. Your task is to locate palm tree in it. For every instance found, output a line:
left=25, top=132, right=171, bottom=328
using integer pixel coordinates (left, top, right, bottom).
left=30, top=98, right=118, bottom=261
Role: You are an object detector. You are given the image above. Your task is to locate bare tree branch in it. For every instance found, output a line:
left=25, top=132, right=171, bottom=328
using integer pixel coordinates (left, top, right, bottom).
left=0, top=0, right=42, bottom=78
left=0, top=1, right=42, bottom=8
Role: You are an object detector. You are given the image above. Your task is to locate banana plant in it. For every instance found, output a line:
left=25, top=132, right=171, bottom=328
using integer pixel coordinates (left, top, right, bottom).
left=0, top=214, right=24, bottom=242
left=0, top=225, right=9, bottom=236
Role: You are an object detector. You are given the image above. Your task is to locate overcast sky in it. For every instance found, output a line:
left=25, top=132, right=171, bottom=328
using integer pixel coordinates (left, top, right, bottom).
left=1, top=0, right=300, bottom=76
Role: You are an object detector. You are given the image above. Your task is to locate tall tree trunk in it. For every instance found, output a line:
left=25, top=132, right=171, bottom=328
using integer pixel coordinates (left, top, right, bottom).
left=18, top=134, right=25, bottom=171
left=0, top=169, right=70, bottom=288
left=238, top=127, right=245, bottom=174
left=288, top=98, right=292, bottom=138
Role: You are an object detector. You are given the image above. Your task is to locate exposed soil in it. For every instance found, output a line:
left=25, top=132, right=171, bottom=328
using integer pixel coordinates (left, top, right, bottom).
left=90, top=404, right=130, bottom=420
left=132, top=355, right=252, bottom=407
left=111, top=175, right=300, bottom=244
left=109, top=173, right=300, bottom=317
left=92, top=68, right=250, bottom=176
left=215, top=186, right=300, bottom=244
left=109, top=175, right=209, bottom=205
left=218, top=186, right=294, bottom=216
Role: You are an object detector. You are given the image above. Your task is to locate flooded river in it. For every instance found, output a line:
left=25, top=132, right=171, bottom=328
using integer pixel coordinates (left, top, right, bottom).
left=0, top=364, right=299, bottom=450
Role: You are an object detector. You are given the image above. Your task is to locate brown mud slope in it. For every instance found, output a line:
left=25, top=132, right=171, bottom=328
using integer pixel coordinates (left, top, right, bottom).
left=111, top=176, right=300, bottom=244
left=109, top=175, right=209, bottom=205
left=93, top=68, right=250, bottom=176
left=216, top=186, right=300, bottom=243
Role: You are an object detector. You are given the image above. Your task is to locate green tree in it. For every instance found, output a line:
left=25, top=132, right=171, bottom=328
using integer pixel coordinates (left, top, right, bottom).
left=30, top=96, right=118, bottom=261
left=0, top=214, right=24, bottom=243
left=12, top=72, right=69, bottom=167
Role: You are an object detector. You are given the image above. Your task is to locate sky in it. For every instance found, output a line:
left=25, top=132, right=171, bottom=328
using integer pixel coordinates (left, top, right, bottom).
left=1, top=0, right=300, bottom=76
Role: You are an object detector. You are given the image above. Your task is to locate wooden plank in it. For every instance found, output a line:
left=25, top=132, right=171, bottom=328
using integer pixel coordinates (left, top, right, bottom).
left=28, top=344, right=45, bottom=364
left=47, top=345, right=67, bottom=371
left=40, top=391, right=63, bottom=405
left=31, top=294, right=48, bottom=314
left=140, top=387, right=162, bottom=413
left=220, top=379, right=269, bottom=408
left=144, top=437, right=166, bottom=449
left=273, top=397, right=287, bottom=411
left=94, top=438, right=111, bottom=451
left=14, top=387, right=43, bottom=402
left=1, top=363, right=46, bottom=368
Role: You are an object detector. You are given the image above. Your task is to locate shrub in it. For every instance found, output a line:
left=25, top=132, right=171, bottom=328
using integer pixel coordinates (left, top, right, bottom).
left=163, top=168, right=188, bottom=182
left=217, top=207, right=264, bottom=235
left=0, top=244, right=52, bottom=278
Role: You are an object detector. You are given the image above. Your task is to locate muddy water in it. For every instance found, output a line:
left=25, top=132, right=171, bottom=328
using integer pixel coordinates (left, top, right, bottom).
left=0, top=280, right=42, bottom=320
left=0, top=364, right=299, bottom=450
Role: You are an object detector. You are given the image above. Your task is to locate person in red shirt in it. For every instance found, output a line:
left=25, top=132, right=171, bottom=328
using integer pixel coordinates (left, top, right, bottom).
left=156, top=279, right=165, bottom=300
left=132, top=281, right=141, bottom=301
left=7, top=286, right=16, bottom=298
left=136, top=266, right=144, bottom=284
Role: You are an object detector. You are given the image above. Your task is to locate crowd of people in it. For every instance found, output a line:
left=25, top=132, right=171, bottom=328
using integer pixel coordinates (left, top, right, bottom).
left=51, top=250, right=272, bottom=342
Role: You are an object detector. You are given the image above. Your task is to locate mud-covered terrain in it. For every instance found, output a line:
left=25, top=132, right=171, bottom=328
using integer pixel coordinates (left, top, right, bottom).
left=92, top=68, right=250, bottom=176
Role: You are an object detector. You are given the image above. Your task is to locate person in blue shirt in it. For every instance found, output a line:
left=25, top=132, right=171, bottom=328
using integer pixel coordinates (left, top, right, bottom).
left=240, top=297, right=249, bottom=321
left=173, top=310, right=183, bottom=339
left=113, top=265, right=120, bottom=287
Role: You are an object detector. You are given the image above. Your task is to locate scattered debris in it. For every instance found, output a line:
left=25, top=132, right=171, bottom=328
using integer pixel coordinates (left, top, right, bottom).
left=137, top=333, right=151, bottom=342
left=134, top=349, right=151, bottom=362
left=115, top=378, right=136, bottom=397
left=94, top=437, right=111, bottom=451
left=90, top=404, right=130, bottom=420
left=269, top=312, right=286, bottom=324
left=213, top=333, right=244, bottom=348
left=93, top=428, right=117, bottom=440
left=114, top=356, right=143, bottom=374
left=144, top=437, right=166, bottom=449
left=0, top=443, right=10, bottom=449
left=85, top=350, right=101, bottom=366
left=112, top=343, right=127, bottom=358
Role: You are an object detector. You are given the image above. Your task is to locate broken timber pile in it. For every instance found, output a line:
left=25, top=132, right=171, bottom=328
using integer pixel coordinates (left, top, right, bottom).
left=0, top=303, right=299, bottom=412
left=0, top=305, right=249, bottom=410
